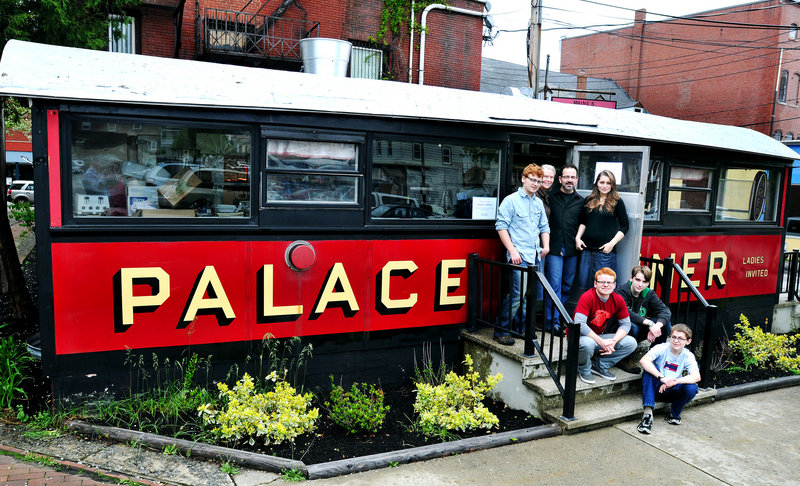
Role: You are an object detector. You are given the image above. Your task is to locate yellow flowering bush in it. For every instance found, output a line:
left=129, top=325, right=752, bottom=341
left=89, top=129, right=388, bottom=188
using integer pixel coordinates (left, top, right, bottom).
left=413, top=355, right=502, bottom=440
left=197, top=372, right=319, bottom=445
left=729, top=314, right=800, bottom=373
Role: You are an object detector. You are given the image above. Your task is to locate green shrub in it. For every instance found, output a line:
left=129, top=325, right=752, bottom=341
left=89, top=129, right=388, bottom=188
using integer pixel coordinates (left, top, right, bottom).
left=9, top=201, right=34, bottom=237
left=325, top=377, right=390, bottom=434
left=198, top=372, right=318, bottom=446
left=0, top=335, right=34, bottom=410
left=413, top=355, right=502, bottom=440
left=728, top=314, right=800, bottom=373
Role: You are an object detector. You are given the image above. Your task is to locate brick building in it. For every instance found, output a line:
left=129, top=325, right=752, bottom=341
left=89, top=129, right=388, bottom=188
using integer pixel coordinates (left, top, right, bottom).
left=560, top=0, right=800, bottom=140
left=116, top=0, right=487, bottom=90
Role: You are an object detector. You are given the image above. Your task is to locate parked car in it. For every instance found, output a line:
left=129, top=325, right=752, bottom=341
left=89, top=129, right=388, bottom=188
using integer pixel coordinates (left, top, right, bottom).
left=7, top=180, right=34, bottom=204
left=371, top=203, right=433, bottom=219
left=786, top=217, right=800, bottom=252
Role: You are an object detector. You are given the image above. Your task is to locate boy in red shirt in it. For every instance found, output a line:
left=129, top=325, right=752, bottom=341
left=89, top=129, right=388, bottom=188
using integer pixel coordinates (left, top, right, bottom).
left=573, top=267, right=637, bottom=384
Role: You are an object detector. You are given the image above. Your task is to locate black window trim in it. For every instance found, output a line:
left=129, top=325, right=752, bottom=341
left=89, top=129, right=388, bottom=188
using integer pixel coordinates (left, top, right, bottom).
left=61, top=113, right=258, bottom=228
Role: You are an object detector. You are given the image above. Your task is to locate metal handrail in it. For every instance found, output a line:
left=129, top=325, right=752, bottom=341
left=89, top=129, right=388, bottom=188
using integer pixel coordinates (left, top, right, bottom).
left=638, top=256, right=717, bottom=388
left=201, top=7, right=320, bottom=60
left=467, top=253, right=578, bottom=420
left=779, top=249, right=800, bottom=302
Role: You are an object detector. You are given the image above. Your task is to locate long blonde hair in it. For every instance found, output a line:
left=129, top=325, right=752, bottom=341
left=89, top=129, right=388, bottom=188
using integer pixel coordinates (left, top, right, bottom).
left=585, top=170, right=620, bottom=213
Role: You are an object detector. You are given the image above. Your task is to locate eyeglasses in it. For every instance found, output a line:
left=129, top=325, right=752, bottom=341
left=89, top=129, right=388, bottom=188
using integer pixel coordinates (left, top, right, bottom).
left=595, top=280, right=616, bottom=286
left=669, top=335, right=687, bottom=342
left=526, top=176, right=543, bottom=185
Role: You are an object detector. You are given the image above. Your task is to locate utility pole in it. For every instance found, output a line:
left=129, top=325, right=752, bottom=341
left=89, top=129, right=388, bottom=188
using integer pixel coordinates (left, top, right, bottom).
left=529, top=0, right=542, bottom=98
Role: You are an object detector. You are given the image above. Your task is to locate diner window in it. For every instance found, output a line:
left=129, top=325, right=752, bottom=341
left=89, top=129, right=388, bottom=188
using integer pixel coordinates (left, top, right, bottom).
left=667, top=166, right=713, bottom=212
left=70, top=119, right=252, bottom=218
left=715, top=168, right=780, bottom=222
left=371, top=139, right=501, bottom=220
left=265, top=139, right=359, bottom=204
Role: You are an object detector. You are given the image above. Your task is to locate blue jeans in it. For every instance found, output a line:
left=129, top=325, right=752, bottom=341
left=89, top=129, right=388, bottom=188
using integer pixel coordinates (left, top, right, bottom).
left=642, top=374, right=699, bottom=418
left=578, top=250, right=618, bottom=291
left=577, top=334, right=637, bottom=375
left=496, top=260, right=537, bottom=338
left=544, top=251, right=578, bottom=328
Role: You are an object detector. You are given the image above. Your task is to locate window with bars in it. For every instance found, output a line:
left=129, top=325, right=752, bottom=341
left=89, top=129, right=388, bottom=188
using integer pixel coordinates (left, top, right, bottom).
left=350, top=46, right=383, bottom=79
left=109, top=15, right=136, bottom=54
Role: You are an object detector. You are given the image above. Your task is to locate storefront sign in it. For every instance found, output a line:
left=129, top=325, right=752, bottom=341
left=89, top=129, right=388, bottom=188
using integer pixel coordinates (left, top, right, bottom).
left=552, top=97, right=617, bottom=109
left=640, top=234, right=780, bottom=300
left=51, top=239, right=499, bottom=355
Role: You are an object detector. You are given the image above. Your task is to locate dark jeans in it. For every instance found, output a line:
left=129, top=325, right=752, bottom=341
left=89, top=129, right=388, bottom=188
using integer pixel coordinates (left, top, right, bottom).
left=642, top=373, right=699, bottom=418
left=578, top=249, right=617, bottom=291
left=544, top=251, right=578, bottom=328
left=496, top=260, right=538, bottom=338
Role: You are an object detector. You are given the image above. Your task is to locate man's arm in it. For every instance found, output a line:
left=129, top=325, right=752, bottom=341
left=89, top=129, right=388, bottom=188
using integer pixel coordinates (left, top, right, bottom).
left=497, top=229, right=521, bottom=265
left=645, top=293, right=672, bottom=325
left=540, top=232, right=550, bottom=259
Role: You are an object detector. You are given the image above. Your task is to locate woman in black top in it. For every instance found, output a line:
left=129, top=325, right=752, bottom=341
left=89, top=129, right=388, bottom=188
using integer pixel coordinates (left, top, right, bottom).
left=575, top=170, right=629, bottom=290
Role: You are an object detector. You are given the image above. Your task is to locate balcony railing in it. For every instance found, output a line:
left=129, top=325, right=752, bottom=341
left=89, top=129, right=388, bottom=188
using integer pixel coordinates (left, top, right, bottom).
left=201, top=7, right=320, bottom=61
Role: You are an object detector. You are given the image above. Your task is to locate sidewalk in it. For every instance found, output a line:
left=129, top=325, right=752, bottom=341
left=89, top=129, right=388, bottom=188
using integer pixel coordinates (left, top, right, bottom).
left=1, top=384, right=798, bottom=485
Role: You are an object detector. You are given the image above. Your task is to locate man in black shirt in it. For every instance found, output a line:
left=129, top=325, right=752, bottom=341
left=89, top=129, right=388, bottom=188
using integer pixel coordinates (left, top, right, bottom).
left=544, top=164, right=584, bottom=335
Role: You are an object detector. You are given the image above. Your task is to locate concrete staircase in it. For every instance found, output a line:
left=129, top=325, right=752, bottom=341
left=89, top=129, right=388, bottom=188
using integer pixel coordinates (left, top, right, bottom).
left=462, top=328, right=716, bottom=434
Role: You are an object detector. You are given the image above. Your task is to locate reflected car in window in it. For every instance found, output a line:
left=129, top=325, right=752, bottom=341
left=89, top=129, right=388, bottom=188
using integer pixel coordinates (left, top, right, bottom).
left=371, top=204, right=433, bottom=219
left=7, top=180, right=34, bottom=204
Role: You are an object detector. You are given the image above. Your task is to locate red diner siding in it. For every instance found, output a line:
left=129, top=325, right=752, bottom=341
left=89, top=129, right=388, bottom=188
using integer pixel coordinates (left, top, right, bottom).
left=5, top=130, right=31, bottom=152
left=560, top=0, right=800, bottom=137
left=139, top=0, right=484, bottom=91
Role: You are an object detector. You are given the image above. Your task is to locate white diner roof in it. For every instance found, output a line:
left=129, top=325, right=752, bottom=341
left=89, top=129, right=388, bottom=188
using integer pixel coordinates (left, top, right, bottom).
left=0, top=40, right=796, bottom=161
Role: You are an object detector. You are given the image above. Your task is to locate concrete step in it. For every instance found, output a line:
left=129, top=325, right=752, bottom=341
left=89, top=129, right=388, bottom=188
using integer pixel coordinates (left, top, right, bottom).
left=524, top=366, right=643, bottom=412
left=542, top=387, right=717, bottom=434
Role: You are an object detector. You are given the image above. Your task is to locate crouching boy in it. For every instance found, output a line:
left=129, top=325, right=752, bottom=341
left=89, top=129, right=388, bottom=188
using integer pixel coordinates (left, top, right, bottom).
left=636, top=324, right=700, bottom=434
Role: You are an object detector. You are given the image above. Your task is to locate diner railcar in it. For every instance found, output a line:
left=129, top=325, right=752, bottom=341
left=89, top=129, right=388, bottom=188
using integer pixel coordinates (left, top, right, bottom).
left=0, top=40, right=794, bottom=394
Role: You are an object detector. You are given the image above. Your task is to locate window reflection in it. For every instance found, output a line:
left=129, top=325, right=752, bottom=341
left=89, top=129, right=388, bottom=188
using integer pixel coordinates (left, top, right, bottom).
left=265, top=140, right=358, bottom=204
left=371, top=139, right=500, bottom=219
left=667, top=166, right=712, bottom=211
left=71, top=120, right=251, bottom=218
left=715, top=168, right=779, bottom=222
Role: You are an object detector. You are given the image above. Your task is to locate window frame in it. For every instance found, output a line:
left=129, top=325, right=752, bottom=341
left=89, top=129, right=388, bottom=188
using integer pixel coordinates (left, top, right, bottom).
left=367, top=134, right=504, bottom=225
left=259, top=127, right=366, bottom=228
left=665, top=164, right=715, bottom=214
left=61, top=114, right=257, bottom=227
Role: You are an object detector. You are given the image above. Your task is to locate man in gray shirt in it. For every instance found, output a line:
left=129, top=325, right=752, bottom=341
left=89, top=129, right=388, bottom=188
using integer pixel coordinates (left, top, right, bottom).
left=493, top=164, right=550, bottom=345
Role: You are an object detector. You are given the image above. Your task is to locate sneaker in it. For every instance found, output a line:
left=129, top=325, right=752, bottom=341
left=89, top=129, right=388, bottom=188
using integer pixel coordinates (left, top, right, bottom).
left=665, top=410, right=682, bottom=425
left=591, top=364, right=617, bottom=381
left=494, top=335, right=515, bottom=346
left=578, top=372, right=596, bottom=384
left=637, top=414, right=653, bottom=434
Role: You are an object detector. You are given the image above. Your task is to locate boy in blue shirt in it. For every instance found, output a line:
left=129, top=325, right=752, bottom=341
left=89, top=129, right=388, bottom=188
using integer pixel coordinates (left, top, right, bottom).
left=637, top=324, right=700, bottom=434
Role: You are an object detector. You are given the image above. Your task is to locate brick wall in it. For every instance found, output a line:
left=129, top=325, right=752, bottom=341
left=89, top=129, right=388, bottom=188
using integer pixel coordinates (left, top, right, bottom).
left=561, top=0, right=800, bottom=137
left=139, top=0, right=485, bottom=91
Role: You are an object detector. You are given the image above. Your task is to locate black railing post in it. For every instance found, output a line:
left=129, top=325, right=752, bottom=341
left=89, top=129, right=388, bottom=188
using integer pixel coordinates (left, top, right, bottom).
left=660, top=257, right=674, bottom=304
left=789, top=249, right=799, bottom=302
left=523, top=265, right=537, bottom=357
left=699, top=304, right=718, bottom=388
left=467, top=253, right=479, bottom=332
left=560, top=321, right=579, bottom=421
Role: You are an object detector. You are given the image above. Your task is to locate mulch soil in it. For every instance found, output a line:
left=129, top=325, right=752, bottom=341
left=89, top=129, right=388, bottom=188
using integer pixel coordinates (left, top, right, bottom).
left=0, top=247, right=796, bottom=464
